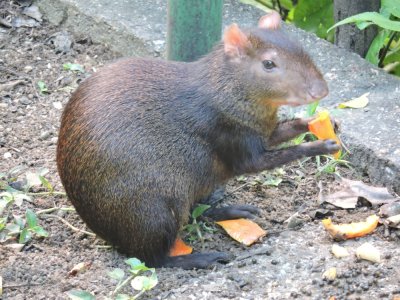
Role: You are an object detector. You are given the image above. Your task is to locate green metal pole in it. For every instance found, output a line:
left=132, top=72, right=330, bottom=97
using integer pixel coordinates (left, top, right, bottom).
left=167, top=0, right=223, bottom=62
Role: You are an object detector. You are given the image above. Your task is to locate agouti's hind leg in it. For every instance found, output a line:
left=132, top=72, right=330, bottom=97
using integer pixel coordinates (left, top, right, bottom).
left=161, top=252, right=232, bottom=269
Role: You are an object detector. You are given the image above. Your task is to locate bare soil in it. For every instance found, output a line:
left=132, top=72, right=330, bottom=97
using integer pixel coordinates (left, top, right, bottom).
left=1, top=2, right=399, bottom=299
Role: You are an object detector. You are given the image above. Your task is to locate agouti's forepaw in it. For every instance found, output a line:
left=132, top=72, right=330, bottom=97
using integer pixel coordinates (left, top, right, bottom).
left=323, top=139, right=341, bottom=154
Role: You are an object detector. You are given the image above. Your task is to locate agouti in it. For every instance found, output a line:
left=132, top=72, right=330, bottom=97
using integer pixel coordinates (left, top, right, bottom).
left=57, top=12, right=339, bottom=269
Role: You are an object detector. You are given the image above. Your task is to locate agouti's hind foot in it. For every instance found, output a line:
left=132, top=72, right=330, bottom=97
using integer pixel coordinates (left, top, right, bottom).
left=162, top=252, right=233, bottom=269
left=204, top=204, right=260, bottom=221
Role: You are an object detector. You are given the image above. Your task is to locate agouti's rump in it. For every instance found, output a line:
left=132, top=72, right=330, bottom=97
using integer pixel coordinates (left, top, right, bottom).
left=57, top=12, right=339, bottom=269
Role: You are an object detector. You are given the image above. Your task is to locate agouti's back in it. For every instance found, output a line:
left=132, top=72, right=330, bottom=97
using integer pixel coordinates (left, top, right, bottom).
left=57, top=12, right=335, bottom=268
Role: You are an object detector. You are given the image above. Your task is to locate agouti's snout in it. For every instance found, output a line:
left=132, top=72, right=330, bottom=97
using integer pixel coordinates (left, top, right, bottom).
left=308, top=78, right=329, bottom=100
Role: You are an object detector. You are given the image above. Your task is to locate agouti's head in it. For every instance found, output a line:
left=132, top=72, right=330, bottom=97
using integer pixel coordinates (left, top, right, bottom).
left=223, top=12, right=328, bottom=107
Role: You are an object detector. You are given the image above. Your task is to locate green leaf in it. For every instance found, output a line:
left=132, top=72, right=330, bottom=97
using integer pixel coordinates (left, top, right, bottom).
left=384, top=46, right=400, bottom=64
left=328, top=12, right=400, bottom=32
left=125, top=258, right=151, bottom=274
left=37, top=81, right=48, bottom=94
left=19, top=228, right=32, bottom=243
left=26, top=209, right=38, bottom=228
left=262, top=177, right=282, bottom=187
left=191, top=204, right=210, bottom=219
left=0, top=195, right=13, bottom=215
left=39, top=175, right=54, bottom=192
left=63, top=63, right=85, bottom=73
left=355, top=21, right=373, bottom=30
left=0, top=217, right=6, bottom=230
left=293, top=0, right=334, bottom=40
left=307, top=101, right=320, bottom=116
left=125, top=258, right=143, bottom=269
left=108, top=268, right=125, bottom=281
left=381, top=0, right=400, bottom=18
left=130, top=274, right=158, bottom=291
left=5, top=223, right=21, bottom=234
left=25, top=171, right=42, bottom=189
left=14, top=193, right=31, bottom=207
left=13, top=215, right=25, bottom=229
left=31, top=226, right=49, bottom=237
left=115, top=295, right=131, bottom=300
left=366, top=30, right=390, bottom=65
left=66, top=290, right=96, bottom=300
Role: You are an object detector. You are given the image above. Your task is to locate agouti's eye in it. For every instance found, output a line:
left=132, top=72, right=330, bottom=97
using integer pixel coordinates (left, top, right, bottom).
left=262, top=60, right=276, bottom=70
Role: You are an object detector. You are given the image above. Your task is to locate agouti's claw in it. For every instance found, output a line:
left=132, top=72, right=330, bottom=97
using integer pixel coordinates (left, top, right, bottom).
left=324, top=139, right=341, bottom=154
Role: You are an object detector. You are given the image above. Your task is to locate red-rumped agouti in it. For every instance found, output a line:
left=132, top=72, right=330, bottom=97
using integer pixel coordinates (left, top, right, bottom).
left=57, top=12, right=339, bottom=269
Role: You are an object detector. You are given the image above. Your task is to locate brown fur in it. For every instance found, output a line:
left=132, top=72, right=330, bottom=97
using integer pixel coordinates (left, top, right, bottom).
left=57, top=22, right=338, bottom=267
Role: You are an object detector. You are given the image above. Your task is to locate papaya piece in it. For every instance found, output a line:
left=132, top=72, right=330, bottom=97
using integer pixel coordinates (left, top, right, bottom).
left=308, top=110, right=341, bottom=159
left=169, top=237, right=193, bottom=257
left=322, top=215, right=379, bottom=241
left=216, top=218, right=267, bottom=246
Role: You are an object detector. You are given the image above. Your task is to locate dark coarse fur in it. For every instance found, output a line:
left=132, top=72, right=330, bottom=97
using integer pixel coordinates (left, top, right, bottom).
left=57, top=25, right=335, bottom=267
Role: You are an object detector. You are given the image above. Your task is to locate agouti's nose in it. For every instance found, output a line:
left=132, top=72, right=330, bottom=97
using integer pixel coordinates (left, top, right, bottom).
left=309, top=80, right=329, bottom=100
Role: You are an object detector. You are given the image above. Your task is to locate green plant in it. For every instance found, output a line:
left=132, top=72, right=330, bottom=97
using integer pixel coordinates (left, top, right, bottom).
left=37, top=80, right=48, bottom=94
left=4, top=209, right=48, bottom=243
left=63, top=63, right=85, bottom=73
left=66, top=258, right=158, bottom=300
left=250, top=168, right=285, bottom=186
left=241, top=0, right=334, bottom=41
left=184, top=204, right=216, bottom=243
left=328, top=0, right=400, bottom=75
left=66, top=290, right=95, bottom=300
left=292, top=0, right=334, bottom=42
left=0, top=168, right=66, bottom=243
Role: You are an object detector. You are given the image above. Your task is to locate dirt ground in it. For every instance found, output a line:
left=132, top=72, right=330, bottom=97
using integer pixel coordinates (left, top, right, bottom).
left=1, top=1, right=399, bottom=299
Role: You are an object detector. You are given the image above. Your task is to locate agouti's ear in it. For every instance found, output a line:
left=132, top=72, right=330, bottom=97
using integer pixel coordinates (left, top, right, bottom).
left=223, top=23, right=250, bottom=59
left=258, top=11, right=281, bottom=30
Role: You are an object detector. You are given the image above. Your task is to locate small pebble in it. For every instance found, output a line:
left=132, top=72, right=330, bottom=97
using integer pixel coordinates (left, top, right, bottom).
left=19, top=96, right=31, bottom=105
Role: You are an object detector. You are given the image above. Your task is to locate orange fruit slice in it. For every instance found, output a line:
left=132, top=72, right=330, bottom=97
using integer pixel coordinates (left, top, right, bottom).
left=308, top=111, right=341, bottom=159
left=169, top=237, right=193, bottom=257
left=216, top=218, right=267, bottom=246
left=322, top=215, right=379, bottom=240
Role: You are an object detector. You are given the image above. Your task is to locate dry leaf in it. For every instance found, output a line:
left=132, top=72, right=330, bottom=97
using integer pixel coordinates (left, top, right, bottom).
left=379, top=202, right=400, bottom=217
left=386, top=214, right=400, bottom=228
left=216, top=218, right=266, bottom=246
left=319, top=177, right=399, bottom=209
left=331, top=244, right=349, bottom=258
left=68, top=262, right=92, bottom=277
left=338, top=92, right=369, bottom=109
left=169, top=237, right=193, bottom=257
left=322, top=215, right=379, bottom=241
left=322, top=267, right=337, bottom=281
left=356, top=242, right=381, bottom=263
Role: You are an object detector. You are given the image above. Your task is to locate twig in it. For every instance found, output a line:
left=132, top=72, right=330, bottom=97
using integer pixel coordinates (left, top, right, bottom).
left=112, top=275, right=135, bottom=296
left=0, top=80, right=25, bottom=92
left=3, top=282, right=45, bottom=289
left=27, top=191, right=66, bottom=197
left=95, top=245, right=113, bottom=249
left=36, top=206, right=75, bottom=215
left=41, top=214, right=96, bottom=237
